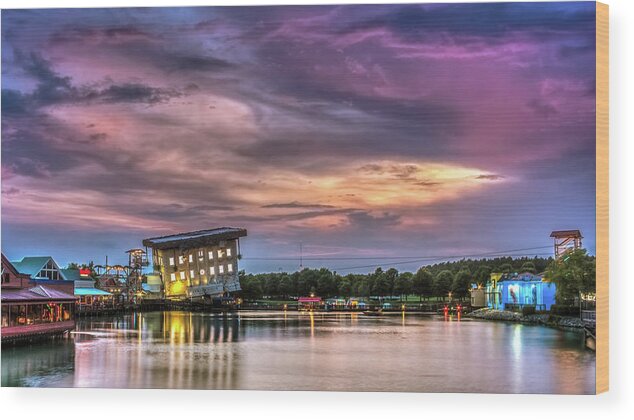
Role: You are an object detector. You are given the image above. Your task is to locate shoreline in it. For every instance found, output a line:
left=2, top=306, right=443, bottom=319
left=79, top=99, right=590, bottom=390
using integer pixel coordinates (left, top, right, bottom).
left=467, top=308, right=584, bottom=331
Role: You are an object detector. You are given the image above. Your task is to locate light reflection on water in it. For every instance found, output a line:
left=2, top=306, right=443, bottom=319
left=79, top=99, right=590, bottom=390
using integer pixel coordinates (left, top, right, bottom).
left=1, top=311, right=595, bottom=393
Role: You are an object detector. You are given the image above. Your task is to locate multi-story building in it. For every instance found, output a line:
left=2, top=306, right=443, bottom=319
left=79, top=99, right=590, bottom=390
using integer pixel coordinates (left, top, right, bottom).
left=142, top=227, right=247, bottom=300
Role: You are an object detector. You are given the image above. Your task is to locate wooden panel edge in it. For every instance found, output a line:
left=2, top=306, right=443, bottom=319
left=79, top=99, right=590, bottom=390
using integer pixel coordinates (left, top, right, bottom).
left=595, top=0, right=609, bottom=395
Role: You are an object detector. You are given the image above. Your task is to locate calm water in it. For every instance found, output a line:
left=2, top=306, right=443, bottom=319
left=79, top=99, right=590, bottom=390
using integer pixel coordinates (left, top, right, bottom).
left=1, top=311, right=595, bottom=393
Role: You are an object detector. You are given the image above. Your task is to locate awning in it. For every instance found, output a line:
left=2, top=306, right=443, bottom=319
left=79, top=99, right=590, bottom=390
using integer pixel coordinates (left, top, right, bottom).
left=75, top=287, right=112, bottom=296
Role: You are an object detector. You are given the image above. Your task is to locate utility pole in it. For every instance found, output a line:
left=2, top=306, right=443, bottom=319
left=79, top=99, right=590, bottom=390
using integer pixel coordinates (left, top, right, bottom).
left=299, top=243, right=303, bottom=270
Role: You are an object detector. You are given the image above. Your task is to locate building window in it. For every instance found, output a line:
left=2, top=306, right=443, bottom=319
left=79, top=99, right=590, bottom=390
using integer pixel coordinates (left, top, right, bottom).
left=200, top=269, right=205, bottom=276
left=178, top=255, right=184, bottom=265
left=179, top=271, right=186, bottom=280
left=208, top=251, right=214, bottom=260
left=219, top=265, right=224, bottom=274
left=37, top=259, right=61, bottom=280
left=169, top=257, right=175, bottom=266
left=170, top=273, right=176, bottom=281
left=209, top=266, right=215, bottom=276
left=198, top=250, right=204, bottom=260
left=226, top=248, right=232, bottom=257
left=189, top=254, right=193, bottom=263
left=227, top=263, right=233, bottom=273
left=218, top=249, right=224, bottom=259
left=190, top=270, right=195, bottom=279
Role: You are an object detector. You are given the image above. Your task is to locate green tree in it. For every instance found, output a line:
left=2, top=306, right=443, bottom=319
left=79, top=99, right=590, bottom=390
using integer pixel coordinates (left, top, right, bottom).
left=434, top=270, right=454, bottom=299
left=385, top=268, right=399, bottom=297
left=239, top=274, right=263, bottom=300
left=451, top=270, right=472, bottom=300
left=394, top=272, right=413, bottom=301
left=264, top=275, right=279, bottom=297
left=371, top=268, right=391, bottom=298
left=497, top=263, right=514, bottom=274
left=317, top=269, right=336, bottom=297
left=474, top=265, right=492, bottom=287
left=356, top=277, right=371, bottom=299
left=545, top=249, right=596, bottom=305
left=520, top=261, right=537, bottom=274
left=412, top=268, right=434, bottom=301
left=338, top=277, right=353, bottom=299
left=278, top=274, right=293, bottom=299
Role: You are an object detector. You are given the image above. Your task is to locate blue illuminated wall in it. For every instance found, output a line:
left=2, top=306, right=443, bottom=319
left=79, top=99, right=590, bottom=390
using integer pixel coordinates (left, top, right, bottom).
left=487, top=273, right=556, bottom=311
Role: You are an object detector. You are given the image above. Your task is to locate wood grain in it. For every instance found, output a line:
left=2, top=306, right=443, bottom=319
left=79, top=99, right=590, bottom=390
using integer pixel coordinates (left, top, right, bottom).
left=595, top=1, right=609, bottom=395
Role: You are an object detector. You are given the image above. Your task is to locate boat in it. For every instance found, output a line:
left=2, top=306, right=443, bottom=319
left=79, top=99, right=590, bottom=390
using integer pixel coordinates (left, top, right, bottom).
left=362, top=307, right=383, bottom=316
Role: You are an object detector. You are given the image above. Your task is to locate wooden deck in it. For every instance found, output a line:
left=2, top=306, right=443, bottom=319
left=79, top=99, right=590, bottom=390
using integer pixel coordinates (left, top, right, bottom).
left=1, top=320, right=75, bottom=343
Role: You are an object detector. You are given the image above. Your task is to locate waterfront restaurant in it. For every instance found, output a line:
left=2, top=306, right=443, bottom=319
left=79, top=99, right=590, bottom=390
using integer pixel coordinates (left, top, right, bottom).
left=485, top=272, right=556, bottom=311
left=142, top=227, right=247, bottom=300
left=2, top=255, right=76, bottom=342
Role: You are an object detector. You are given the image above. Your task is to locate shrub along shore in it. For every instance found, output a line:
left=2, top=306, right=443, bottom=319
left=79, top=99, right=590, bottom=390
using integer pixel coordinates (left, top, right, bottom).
left=467, top=308, right=584, bottom=330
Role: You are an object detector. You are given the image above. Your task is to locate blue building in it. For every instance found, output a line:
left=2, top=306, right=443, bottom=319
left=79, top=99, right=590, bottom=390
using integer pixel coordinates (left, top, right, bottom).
left=486, top=272, right=556, bottom=311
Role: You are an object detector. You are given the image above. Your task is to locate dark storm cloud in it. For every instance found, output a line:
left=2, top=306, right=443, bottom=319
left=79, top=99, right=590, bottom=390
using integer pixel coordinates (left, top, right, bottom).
left=161, top=53, right=236, bottom=73
left=335, top=2, right=596, bottom=40
left=347, top=211, right=402, bottom=230
left=2, top=117, right=88, bottom=178
left=49, top=25, right=160, bottom=45
left=526, top=98, right=559, bottom=118
left=475, top=174, right=505, bottom=181
left=7, top=52, right=184, bottom=108
left=87, top=132, right=108, bottom=142
left=1, top=89, right=30, bottom=116
left=262, top=202, right=336, bottom=209
left=86, top=83, right=182, bottom=104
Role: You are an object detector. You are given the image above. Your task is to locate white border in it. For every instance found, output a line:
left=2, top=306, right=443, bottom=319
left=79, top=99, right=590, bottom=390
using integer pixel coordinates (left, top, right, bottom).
left=1, top=0, right=632, bottom=418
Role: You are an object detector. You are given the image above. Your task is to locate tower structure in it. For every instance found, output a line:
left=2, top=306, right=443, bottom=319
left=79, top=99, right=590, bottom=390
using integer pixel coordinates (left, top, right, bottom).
left=126, top=248, right=148, bottom=302
left=550, top=230, right=583, bottom=259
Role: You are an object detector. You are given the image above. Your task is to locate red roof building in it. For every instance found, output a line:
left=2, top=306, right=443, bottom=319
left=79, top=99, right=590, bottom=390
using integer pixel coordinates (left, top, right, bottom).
left=1, top=254, right=77, bottom=343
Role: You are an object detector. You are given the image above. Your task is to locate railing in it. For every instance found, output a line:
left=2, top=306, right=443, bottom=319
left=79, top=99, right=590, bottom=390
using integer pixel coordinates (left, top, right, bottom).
left=581, top=310, right=596, bottom=327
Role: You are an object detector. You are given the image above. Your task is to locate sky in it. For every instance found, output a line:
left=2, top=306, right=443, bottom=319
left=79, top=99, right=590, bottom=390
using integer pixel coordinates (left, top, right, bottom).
left=1, top=3, right=597, bottom=273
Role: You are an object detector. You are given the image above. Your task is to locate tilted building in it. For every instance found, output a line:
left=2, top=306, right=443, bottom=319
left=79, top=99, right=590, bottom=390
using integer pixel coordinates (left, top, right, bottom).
left=142, top=227, right=247, bottom=300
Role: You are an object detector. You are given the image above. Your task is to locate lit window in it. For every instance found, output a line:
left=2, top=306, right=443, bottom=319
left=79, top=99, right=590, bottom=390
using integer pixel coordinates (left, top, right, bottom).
left=219, top=265, right=224, bottom=274
left=226, top=248, right=232, bottom=257
left=180, top=271, right=186, bottom=280
left=218, top=249, right=224, bottom=258
left=198, top=250, right=204, bottom=259
left=189, top=254, right=193, bottom=263
left=228, top=263, right=233, bottom=273
left=208, top=251, right=214, bottom=260
left=200, top=269, right=205, bottom=276
left=190, top=270, right=195, bottom=278
left=209, top=266, right=215, bottom=276
left=178, top=256, right=184, bottom=264
left=169, top=257, right=175, bottom=266
left=170, top=273, right=176, bottom=281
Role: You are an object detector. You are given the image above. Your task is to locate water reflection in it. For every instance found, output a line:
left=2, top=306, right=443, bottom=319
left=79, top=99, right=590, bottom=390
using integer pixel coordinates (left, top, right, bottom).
left=1, top=311, right=595, bottom=393
left=1, top=338, right=75, bottom=387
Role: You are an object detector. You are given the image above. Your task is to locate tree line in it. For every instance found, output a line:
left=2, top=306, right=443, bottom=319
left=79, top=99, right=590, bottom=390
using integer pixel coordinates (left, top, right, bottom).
left=237, top=256, right=556, bottom=302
